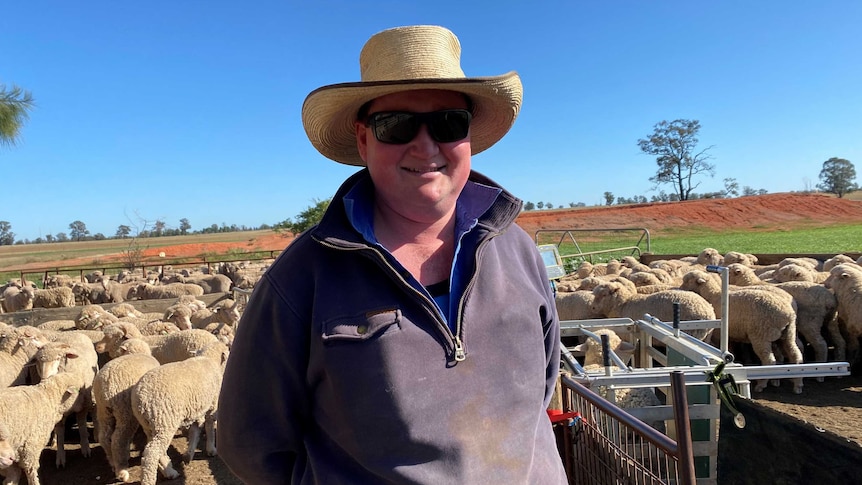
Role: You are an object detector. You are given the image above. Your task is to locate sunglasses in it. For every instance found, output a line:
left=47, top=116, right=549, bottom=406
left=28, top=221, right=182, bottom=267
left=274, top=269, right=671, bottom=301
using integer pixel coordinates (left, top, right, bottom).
left=364, top=109, right=472, bottom=145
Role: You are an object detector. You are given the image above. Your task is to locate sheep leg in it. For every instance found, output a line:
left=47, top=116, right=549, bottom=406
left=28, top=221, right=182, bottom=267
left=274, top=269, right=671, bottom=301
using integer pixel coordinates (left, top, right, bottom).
left=183, top=423, right=201, bottom=464
left=828, top=316, right=846, bottom=362
left=75, top=408, right=91, bottom=458
left=140, top=430, right=179, bottom=485
left=53, top=421, right=66, bottom=468
left=96, top=412, right=116, bottom=469
left=111, top=420, right=140, bottom=482
left=18, top=457, right=39, bottom=485
left=779, top=324, right=805, bottom=394
left=750, top=340, right=777, bottom=392
left=797, top=322, right=829, bottom=381
left=204, top=413, right=217, bottom=456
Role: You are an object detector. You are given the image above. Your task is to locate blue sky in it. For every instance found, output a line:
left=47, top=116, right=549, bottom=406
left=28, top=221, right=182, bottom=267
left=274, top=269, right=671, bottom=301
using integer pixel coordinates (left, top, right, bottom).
left=2, top=1, right=860, bottom=242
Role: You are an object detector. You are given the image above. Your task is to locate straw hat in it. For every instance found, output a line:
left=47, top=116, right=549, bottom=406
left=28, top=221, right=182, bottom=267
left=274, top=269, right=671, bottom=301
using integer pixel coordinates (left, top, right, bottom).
left=301, top=25, right=523, bottom=166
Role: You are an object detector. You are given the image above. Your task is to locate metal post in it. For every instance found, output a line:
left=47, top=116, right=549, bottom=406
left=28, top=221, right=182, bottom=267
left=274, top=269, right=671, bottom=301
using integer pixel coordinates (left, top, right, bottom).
left=671, top=371, right=697, bottom=485
left=707, top=265, right=730, bottom=353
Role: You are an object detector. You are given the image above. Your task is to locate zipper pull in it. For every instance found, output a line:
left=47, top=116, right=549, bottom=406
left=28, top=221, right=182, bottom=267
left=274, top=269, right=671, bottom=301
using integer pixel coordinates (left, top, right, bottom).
left=453, top=337, right=466, bottom=362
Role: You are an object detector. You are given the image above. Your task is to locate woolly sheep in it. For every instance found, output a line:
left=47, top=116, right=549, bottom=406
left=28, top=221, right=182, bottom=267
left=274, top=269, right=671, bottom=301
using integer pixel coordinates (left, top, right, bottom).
left=722, top=251, right=759, bottom=267
left=43, top=274, right=76, bottom=289
left=774, top=263, right=829, bottom=284
left=76, top=304, right=120, bottom=330
left=32, top=332, right=99, bottom=467
left=824, top=264, right=862, bottom=366
left=0, top=326, right=42, bottom=387
left=190, top=300, right=241, bottom=330
left=555, top=291, right=598, bottom=321
left=590, top=280, right=716, bottom=341
left=32, top=286, right=76, bottom=309
left=1, top=286, right=34, bottom=313
left=109, top=302, right=144, bottom=318
left=178, top=273, right=233, bottom=294
left=128, top=282, right=205, bottom=300
left=132, top=341, right=229, bottom=485
left=0, top=371, right=83, bottom=485
left=727, top=264, right=839, bottom=367
left=93, top=341, right=160, bottom=482
left=96, top=322, right=220, bottom=364
left=680, top=269, right=804, bottom=393
left=102, top=280, right=139, bottom=303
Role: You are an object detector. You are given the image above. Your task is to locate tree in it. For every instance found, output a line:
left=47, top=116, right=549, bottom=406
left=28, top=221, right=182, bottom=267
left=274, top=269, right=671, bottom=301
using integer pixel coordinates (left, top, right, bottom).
left=523, top=201, right=535, bottom=211
left=153, top=220, right=166, bottom=237
left=817, top=157, right=858, bottom=198
left=116, top=225, right=131, bottom=238
left=179, top=218, right=191, bottom=235
left=603, top=192, right=614, bottom=206
left=68, top=220, right=89, bottom=241
left=0, top=84, right=35, bottom=148
left=545, top=202, right=554, bottom=209
left=638, top=119, right=715, bottom=201
left=55, top=232, right=68, bottom=242
left=723, top=178, right=739, bottom=197
left=0, top=221, right=14, bottom=246
left=274, top=198, right=332, bottom=235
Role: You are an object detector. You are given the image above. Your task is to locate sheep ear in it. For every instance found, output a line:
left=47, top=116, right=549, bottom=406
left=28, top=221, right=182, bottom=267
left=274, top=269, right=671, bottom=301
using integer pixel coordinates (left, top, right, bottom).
left=572, top=342, right=587, bottom=353
left=696, top=277, right=706, bottom=284
left=616, top=341, right=635, bottom=363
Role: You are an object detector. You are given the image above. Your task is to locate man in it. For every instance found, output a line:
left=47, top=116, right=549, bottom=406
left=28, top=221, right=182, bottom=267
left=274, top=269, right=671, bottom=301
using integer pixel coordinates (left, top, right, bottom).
left=219, top=25, right=566, bottom=484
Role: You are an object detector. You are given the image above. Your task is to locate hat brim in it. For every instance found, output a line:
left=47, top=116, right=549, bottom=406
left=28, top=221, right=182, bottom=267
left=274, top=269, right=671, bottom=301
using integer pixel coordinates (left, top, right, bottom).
left=301, top=72, right=523, bottom=166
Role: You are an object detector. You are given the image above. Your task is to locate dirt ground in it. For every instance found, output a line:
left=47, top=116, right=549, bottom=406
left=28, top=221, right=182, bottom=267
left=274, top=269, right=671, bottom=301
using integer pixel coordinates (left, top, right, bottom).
left=31, top=192, right=862, bottom=483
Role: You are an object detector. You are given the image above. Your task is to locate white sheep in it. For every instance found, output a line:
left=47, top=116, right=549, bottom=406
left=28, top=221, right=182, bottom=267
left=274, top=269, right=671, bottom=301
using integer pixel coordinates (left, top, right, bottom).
left=824, top=263, right=862, bottom=366
left=108, top=302, right=143, bottom=318
left=93, top=339, right=160, bottom=482
left=726, top=264, right=839, bottom=367
left=590, top=280, right=716, bottom=341
left=132, top=341, right=229, bottom=485
left=0, top=371, right=83, bottom=485
left=774, top=263, right=829, bottom=284
left=32, top=331, right=99, bottom=467
left=823, top=254, right=857, bottom=272
left=722, top=251, right=759, bottom=267
left=102, top=280, right=139, bottom=303
left=177, top=273, right=233, bottom=294
left=71, top=281, right=111, bottom=305
left=0, top=326, right=42, bottom=387
left=680, top=269, right=804, bottom=393
left=76, top=304, right=120, bottom=330
left=555, top=291, right=598, bottom=321
left=32, top=287, right=76, bottom=309
left=128, top=282, right=205, bottom=300
left=96, top=322, right=220, bottom=364
left=190, top=300, right=241, bottom=330
left=1, top=286, right=34, bottom=313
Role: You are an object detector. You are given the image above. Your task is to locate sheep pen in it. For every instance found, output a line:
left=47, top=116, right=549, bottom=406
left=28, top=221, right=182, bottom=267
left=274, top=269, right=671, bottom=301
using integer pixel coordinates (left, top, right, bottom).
left=2, top=192, right=862, bottom=484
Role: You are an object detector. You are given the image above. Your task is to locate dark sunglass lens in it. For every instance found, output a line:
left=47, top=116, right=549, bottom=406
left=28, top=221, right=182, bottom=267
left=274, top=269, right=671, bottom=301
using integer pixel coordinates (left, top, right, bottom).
left=373, top=113, right=420, bottom=144
left=428, top=110, right=471, bottom=143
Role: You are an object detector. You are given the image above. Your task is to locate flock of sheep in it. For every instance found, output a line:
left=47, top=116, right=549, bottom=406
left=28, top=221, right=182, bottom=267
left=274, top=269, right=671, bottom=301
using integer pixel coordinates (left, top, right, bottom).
left=0, top=259, right=269, bottom=484
left=556, top=249, right=862, bottom=400
left=1, top=249, right=861, bottom=483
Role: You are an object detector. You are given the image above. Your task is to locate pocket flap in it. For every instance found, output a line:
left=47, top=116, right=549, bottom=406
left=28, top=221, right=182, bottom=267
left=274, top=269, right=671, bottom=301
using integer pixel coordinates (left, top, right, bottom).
left=322, top=308, right=401, bottom=342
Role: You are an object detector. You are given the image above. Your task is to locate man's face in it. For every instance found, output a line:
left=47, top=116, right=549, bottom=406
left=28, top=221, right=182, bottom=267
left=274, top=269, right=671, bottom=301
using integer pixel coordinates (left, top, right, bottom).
left=356, top=89, right=471, bottom=222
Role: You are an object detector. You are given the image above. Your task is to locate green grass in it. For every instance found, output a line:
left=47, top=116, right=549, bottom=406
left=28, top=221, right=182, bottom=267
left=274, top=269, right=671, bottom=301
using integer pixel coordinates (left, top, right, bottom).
left=647, top=224, right=862, bottom=255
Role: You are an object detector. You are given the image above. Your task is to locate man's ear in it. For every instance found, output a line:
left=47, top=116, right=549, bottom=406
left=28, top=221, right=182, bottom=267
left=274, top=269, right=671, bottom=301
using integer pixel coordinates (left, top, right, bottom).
left=355, top=121, right=369, bottom=163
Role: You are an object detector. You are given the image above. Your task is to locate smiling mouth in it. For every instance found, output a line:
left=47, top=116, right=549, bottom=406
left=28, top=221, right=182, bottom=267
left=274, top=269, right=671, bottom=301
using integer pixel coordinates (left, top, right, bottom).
left=404, top=166, right=444, bottom=174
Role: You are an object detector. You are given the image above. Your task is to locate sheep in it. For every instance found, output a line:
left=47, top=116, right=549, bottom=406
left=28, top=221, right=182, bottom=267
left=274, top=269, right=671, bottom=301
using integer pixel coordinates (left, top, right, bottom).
left=1, top=285, right=34, bottom=313
left=177, top=273, right=233, bottom=294
left=102, top=280, right=139, bottom=303
left=163, top=296, right=209, bottom=330
left=774, top=263, right=829, bottom=284
left=128, top=282, right=205, bottom=300
left=76, top=304, right=120, bottom=330
left=31, top=286, right=76, bottom=309
left=32, top=332, right=99, bottom=467
left=576, top=260, right=622, bottom=279
left=824, top=264, right=862, bottom=366
left=96, top=322, right=220, bottom=364
left=71, top=280, right=112, bottom=305
left=43, top=274, right=76, bottom=289
left=36, top=319, right=78, bottom=332
left=93, top=340, right=160, bottom=482
left=190, top=300, right=241, bottom=330
left=680, top=269, right=804, bottom=393
left=574, top=328, right=663, bottom=429
left=0, top=326, right=42, bottom=387
left=823, top=254, right=858, bottom=272
left=118, top=316, right=182, bottom=336
left=726, top=263, right=840, bottom=365
left=555, top=291, right=598, bottom=321
left=0, top=371, right=83, bottom=485
left=109, top=302, right=143, bottom=318
left=778, top=257, right=823, bottom=271
left=589, top=280, right=716, bottom=341
left=132, top=341, right=229, bottom=485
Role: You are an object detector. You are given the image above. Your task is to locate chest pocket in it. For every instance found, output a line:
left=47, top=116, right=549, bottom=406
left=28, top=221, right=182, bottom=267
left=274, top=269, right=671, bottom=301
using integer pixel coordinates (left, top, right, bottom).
left=321, top=307, right=401, bottom=343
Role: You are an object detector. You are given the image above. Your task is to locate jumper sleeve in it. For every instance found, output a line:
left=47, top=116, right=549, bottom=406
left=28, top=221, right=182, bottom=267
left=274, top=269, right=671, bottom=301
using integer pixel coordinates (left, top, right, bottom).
left=218, top=274, right=310, bottom=484
left=538, top=251, right=562, bottom=409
